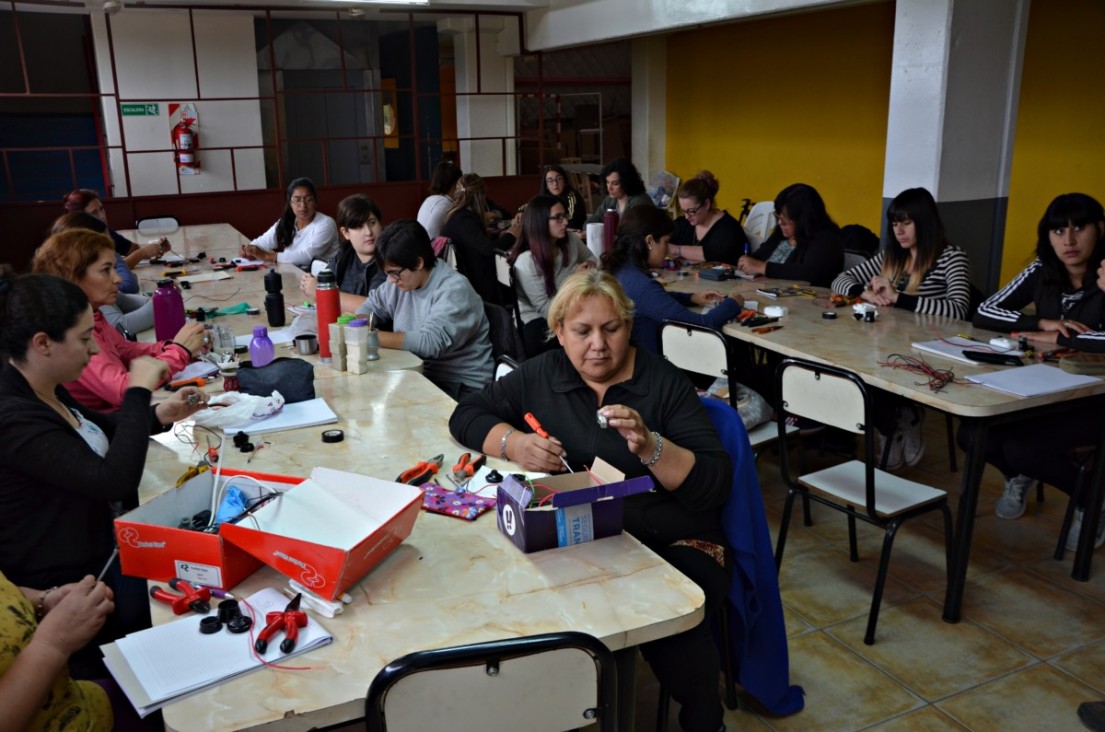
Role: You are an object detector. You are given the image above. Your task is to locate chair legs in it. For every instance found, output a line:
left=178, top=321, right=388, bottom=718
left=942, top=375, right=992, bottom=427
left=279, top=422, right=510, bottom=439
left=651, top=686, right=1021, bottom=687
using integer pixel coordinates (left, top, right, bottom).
left=775, top=489, right=798, bottom=572
left=1054, top=465, right=1090, bottom=560
left=944, top=413, right=958, bottom=472
left=865, top=519, right=903, bottom=645
left=847, top=514, right=859, bottom=562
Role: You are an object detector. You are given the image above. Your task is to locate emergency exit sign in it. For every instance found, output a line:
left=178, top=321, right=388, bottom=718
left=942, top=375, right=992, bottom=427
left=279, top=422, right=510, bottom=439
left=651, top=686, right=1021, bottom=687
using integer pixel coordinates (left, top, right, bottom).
left=121, top=103, right=160, bottom=116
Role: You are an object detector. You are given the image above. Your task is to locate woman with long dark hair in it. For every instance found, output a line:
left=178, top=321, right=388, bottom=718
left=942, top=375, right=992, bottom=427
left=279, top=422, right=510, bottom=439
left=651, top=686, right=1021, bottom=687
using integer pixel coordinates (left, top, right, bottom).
left=540, top=164, right=587, bottom=230
left=242, top=177, right=338, bottom=268
left=508, top=194, right=597, bottom=355
left=299, top=194, right=387, bottom=312
left=441, top=173, right=521, bottom=303
left=586, top=158, right=652, bottom=224
left=738, top=183, right=843, bottom=286
left=603, top=205, right=744, bottom=353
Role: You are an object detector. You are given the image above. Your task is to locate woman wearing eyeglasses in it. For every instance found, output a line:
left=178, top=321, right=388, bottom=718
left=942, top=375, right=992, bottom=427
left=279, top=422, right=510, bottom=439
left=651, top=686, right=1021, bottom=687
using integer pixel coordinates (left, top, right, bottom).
left=540, top=165, right=587, bottom=231
left=241, top=177, right=339, bottom=269
left=670, top=171, right=750, bottom=265
left=508, top=195, right=598, bottom=356
left=737, top=183, right=843, bottom=287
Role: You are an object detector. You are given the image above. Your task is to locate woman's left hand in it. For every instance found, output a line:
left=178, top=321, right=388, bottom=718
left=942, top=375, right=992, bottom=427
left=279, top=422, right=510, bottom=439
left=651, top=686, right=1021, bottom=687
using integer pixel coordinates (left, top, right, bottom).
left=242, top=244, right=275, bottom=263
left=690, top=290, right=724, bottom=306
left=597, top=405, right=656, bottom=461
left=155, top=386, right=209, bottom=425
left=737, top=256, right=766, bottom=276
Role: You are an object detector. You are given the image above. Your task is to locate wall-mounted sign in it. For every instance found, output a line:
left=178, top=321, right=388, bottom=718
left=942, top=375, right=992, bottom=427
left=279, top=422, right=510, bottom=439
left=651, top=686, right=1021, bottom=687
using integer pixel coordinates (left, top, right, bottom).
left=121, top=103, right=160, bottom=116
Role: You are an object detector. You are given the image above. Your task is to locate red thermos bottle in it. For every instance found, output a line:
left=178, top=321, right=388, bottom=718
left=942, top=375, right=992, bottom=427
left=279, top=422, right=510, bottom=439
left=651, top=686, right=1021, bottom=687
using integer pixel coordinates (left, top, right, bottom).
left=315, top=269, right=340, bottom=362
left=602, top=209, right=619, bottom=254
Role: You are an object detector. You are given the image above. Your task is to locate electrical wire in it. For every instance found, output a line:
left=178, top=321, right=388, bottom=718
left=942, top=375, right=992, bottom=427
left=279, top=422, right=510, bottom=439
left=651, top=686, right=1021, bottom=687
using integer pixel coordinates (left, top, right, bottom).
left=877, top=353, right=963, bottom=392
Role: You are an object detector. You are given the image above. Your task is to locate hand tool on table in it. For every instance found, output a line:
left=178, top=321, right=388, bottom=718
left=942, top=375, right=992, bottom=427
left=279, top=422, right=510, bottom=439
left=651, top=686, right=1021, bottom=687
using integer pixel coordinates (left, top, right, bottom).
left=397, top=454, right=444, bottom=485
left=149, top=578, right=212, bottom=615
left=523, top=412, right=574, bottom=473
left=449, top=452, right=486, bottom=489
left=167, top=376, right=206, bottom=391
left=254, top=592, right=308, bottom=654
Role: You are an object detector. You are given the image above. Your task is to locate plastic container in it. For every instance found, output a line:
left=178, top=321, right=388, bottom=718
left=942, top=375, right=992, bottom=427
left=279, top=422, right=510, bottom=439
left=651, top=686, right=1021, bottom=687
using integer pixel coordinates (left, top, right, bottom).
left=344, top=318, right=369, bottom=345
left=152, top=278, right=186, bottom=342
left=264, top=268, right=286, bottom=327
left=315, top=270, right=340, bottom=362
left=248, top=325, right=276, bottom=368
left=602, top=209, right=619, bottom=254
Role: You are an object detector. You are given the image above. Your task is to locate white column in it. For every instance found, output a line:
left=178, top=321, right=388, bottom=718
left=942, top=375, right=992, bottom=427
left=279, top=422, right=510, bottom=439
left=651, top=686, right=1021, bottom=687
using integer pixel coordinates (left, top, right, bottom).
left=631, top=36, right=666, bottom=184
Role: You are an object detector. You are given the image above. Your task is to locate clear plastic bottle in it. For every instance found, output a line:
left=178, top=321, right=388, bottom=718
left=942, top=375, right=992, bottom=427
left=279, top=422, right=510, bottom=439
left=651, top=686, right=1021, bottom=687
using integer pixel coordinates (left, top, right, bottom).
left=248, top=325, right=276, bottom=368
left=152, top=278, right=185, bottom=341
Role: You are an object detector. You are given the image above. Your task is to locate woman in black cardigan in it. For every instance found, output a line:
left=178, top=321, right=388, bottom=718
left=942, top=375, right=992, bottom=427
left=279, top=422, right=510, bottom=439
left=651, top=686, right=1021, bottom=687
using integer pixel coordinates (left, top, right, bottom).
left=738, top=182, right=843, bottom=287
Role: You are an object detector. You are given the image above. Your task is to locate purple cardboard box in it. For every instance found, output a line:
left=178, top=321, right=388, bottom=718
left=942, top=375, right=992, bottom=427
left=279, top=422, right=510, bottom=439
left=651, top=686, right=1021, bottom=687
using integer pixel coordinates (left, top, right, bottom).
left=496, top=458, right=653, bottom=553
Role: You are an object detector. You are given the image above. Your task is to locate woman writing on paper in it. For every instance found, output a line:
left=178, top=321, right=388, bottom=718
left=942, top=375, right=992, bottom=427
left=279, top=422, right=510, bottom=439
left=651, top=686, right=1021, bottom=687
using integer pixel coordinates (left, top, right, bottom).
left=32, top=229, right=208, bottom=411
left=0, top=273, right=208, bottom=675
left=962, top=193, right=1105, bottom=544
left=508, top=194, right=597, bottom=356
left=242, top=177, right=339, bottom=268
left=670, top=171, right=750, bottom=265
left=450, top=270, right=732, bottom=732
left=737, top=183, right=843, bottom=287
left=299, top=194, right=388, bottom=313
left=605, top=205, right=744, bottom=354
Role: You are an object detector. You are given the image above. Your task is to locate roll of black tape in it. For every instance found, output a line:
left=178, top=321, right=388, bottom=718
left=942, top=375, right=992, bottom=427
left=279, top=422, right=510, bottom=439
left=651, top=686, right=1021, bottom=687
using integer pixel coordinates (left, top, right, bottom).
left=199, top=616, right=222, bottom=634
left=822, top=310, right=837, bottom=320
left=322, top=429, right=345, bottom=443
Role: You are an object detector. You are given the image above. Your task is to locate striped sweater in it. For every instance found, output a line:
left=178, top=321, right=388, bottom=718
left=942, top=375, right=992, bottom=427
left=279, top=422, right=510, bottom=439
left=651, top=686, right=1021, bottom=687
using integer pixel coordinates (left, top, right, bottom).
left=831, top=245, right=972, bottom=319
left=973, top=260, right=1105, bottom=353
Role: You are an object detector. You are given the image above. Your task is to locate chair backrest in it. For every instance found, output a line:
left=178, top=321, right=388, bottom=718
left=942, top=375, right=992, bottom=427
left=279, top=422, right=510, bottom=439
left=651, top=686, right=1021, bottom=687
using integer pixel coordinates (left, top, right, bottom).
left=658, top=321, right=734, bottom=406
left=483, top=300, right=525, bottom=363
left=494, top=250, right=512, bottom=289
left=136, top=216, right=180, bottom=236
left=777, top=358, right=867, bottom=435
left=310, top=260, right=329, bottom=277
left=842, top=250, right=868, bottom=272
left=433, top=237, right=458, bottom=270
left=495, top=355, right=519, bottom=381
left=493, top=250, right=527, bottom=341
left=742, top=201, right=776, bottom=250
left=365, top=631, right=617, bottom=732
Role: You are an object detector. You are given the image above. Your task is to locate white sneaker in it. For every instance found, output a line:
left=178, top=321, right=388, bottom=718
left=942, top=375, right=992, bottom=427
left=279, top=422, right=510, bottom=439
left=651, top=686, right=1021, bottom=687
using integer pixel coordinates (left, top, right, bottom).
left=995, top=474, right=1034, bottom=520
left=876, top=430, right=904, bottom=471
left=1065, top=508, right=1105, bottom=552
left=898, top=407, right=926, bottom=468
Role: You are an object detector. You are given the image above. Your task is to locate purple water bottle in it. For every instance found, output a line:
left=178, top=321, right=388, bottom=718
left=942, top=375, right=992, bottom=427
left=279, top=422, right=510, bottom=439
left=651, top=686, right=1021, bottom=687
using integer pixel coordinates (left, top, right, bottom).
left=602, top=208, right=619, bottom=254
left=152, top=278, right=185, bottom=341
left=248, top=325, right=276, bottom=368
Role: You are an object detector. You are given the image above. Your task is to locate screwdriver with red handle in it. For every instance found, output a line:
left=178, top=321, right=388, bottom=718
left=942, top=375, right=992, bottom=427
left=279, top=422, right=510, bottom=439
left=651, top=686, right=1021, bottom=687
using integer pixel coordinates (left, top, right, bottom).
left=522, top=412, right=573, bottom=473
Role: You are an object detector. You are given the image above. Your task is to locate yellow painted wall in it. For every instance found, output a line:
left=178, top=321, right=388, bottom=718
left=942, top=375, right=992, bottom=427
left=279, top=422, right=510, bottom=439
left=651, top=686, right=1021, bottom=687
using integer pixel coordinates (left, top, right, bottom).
left=665, top=2, right=895, bottom=231
left=1003, top=0, right=1105, bottom=284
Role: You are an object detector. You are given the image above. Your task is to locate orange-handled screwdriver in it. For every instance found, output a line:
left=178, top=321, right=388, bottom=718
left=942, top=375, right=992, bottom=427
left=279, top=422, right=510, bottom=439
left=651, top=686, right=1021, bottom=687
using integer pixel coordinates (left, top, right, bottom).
left=522, top=412, right=572, bottom=473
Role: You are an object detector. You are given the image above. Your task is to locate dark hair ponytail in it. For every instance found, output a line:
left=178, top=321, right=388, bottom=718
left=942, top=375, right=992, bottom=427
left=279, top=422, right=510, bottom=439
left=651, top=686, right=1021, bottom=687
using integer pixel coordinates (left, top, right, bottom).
left=0, top=273, right=90, bottom=363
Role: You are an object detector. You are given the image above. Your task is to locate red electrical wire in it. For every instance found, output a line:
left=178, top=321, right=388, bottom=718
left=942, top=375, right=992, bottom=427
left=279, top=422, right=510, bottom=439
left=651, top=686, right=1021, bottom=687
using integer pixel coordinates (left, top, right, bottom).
left=877, top=353, right=964, bottom=392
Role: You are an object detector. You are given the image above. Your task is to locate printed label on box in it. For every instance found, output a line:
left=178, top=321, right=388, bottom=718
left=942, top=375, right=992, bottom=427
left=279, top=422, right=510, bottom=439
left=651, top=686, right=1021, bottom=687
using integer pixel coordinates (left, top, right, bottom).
left=556, top=504, right=594, bottom=546
left=173, top=560, right=223, bottom=588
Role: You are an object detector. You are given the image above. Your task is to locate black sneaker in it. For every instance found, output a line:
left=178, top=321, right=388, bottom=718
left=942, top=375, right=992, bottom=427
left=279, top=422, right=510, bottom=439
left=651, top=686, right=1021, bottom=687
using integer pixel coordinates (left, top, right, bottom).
left=1079, top=701, right=1105, bottom=732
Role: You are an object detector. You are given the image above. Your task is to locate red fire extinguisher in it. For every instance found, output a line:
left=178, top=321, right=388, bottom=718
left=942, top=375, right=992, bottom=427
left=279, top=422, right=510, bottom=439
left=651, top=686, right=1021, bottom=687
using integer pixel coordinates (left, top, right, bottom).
left=172, top=119, right=199, bottom=174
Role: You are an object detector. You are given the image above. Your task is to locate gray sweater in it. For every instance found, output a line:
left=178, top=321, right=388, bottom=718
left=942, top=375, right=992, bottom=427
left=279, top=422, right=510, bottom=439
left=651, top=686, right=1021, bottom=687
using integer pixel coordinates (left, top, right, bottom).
left=513, top=232, right=597, bottom=324
left=357, top=260, right=494, bottom=391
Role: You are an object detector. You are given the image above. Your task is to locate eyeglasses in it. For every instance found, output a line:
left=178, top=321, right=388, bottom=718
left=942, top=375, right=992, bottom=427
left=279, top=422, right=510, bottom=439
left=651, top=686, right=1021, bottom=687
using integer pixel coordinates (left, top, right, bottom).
left=775, top=212, right=795, bottom=225
left=545, top=176, right=565, bottom=185
left=682, top=204, right=703, bottom=217
left=384, top=267, right=408, bottom=280
left=548, top=214, right=568, bottom=223
left=290, top=196, right=316, bottom=205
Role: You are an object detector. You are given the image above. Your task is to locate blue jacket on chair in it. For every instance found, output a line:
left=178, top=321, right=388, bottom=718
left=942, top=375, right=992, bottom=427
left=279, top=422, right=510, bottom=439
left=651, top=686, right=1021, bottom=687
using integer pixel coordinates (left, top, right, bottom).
left=699, top=396, right=804, bottom=715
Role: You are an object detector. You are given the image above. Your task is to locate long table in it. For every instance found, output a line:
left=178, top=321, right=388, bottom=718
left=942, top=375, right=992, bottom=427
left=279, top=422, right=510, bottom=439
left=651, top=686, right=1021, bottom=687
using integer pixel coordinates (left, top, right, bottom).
left=121, top=225, right=706, bottom=731
left=661, top=269, right=1105, bottom=619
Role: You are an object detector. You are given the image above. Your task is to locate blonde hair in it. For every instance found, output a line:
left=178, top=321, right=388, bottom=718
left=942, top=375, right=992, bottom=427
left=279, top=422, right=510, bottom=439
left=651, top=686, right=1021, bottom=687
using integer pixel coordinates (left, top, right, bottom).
left=32, top=229, right=114, bottom=283
left=546, top=270, right=635, bottom=334
left=446, top=173, right=489, bottom=224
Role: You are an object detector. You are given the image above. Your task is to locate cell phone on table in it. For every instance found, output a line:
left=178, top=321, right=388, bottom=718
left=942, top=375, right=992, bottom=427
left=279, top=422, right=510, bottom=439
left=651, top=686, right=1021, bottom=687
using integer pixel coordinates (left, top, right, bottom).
left=962, top=350, right=1024, bottom=366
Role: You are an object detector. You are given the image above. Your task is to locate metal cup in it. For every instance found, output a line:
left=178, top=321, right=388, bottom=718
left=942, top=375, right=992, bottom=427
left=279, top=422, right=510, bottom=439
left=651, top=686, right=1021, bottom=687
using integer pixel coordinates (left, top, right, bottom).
left=295, top=334, right=319, bottom=355
left=365, top=329, right=380, bottom=361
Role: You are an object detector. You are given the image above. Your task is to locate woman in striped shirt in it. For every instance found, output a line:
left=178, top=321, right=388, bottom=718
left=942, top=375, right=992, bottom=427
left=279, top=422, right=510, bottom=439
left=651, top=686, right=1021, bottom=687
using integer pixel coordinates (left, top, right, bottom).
left=832, top=188, right=973, bottom=469
left=832, top=187, right=972, bottom=319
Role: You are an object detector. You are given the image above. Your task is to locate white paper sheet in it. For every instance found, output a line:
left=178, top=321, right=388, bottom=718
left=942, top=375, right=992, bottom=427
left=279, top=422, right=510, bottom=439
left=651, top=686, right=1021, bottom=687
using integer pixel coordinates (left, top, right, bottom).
left=219, top=397, right=338, bottom=435
left=912, top=336, right=1024, bottom=365
left=235, top=328, right=295, bottom=347
left=965, top=362, right=1101, bottom=397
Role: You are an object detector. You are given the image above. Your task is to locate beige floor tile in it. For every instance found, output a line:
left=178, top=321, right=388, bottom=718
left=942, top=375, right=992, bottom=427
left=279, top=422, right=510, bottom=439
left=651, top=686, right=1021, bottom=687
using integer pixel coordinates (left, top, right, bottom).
left=1051, top=639, right=1105, bottom=696
left=778, top=543, right=921, bottom=628
left=826, top=597, right=1034, bottom=701
left=967, top=512, right=1064, bottom=565
left=763, top=632, right=922, bottom=731
left=1022, top=554, right=1105, bottom=607
left=866, top=705, right=969, bottom=731
left=961, top=567, right=1105, bottom=658
left=782, top=604, right=816, bottom=639
left=937, top=663, right=1099, bottom=731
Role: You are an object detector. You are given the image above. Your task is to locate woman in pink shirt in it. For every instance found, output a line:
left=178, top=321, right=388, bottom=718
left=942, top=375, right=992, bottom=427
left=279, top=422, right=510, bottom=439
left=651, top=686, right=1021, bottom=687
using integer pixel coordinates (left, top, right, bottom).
left=32, top=229, right=206, bottom=410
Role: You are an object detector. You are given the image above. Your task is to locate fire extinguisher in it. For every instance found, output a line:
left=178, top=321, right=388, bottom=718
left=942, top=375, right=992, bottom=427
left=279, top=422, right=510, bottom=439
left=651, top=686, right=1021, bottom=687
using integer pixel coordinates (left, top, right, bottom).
left=172, top=119, right=199, bottom=174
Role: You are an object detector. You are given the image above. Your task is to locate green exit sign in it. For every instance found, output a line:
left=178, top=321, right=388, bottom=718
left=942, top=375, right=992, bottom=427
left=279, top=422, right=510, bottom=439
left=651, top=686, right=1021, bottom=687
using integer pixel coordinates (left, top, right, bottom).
left=121, top=103, right=160, bottom=116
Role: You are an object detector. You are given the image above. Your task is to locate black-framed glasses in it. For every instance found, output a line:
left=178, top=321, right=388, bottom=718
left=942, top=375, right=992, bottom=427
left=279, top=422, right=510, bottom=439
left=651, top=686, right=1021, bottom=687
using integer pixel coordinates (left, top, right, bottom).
left=384, top=266, right=408, bottom=280
left=545, top=176, right=565, bottom=185
left=548, top=214, right=568, bottom=223
left=682, top=204, right=703, bottom=217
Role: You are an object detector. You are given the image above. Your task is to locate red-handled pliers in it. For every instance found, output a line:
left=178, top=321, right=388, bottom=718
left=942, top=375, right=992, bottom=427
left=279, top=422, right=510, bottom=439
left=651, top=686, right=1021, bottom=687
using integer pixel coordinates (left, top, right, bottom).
left=451, top=452, right=486, bottom=485
left=254, top=593, right=308, bottom=654
left=397, top=454, right=444, bottom=485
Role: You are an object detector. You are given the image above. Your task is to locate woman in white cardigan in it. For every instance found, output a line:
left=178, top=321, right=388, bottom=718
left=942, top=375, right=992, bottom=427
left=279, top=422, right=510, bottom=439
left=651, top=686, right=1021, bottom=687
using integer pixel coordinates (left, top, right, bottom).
left=242, top=177, right=339, bottom=268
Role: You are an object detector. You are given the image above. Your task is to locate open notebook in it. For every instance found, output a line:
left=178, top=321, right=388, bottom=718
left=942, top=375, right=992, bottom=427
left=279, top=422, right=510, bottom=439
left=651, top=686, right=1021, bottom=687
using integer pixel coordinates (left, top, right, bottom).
left=101, top=587, right=332, bottom=717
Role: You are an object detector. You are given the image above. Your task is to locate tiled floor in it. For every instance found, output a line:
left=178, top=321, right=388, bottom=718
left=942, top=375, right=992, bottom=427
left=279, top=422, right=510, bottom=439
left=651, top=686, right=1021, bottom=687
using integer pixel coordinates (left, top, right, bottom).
left=641, top=410, right=1105, bottom=732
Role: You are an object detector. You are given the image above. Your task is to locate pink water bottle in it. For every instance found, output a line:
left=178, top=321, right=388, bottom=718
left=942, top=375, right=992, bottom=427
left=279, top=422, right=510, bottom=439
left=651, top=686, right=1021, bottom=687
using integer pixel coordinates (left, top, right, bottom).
left=152, top=278, right=185, bottom=341
left=602, top=209, right=619, bottom=254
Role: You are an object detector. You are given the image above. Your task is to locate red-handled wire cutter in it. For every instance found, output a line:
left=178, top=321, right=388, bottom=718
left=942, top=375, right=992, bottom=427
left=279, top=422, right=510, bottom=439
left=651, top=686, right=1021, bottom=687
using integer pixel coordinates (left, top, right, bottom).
left=451, top=452, right=486, bottom=484
left=255, top=592, right=308, bottom=654
left=397, top=454, right=444, bottom=485
left=149, top=578, right=212, bottom=615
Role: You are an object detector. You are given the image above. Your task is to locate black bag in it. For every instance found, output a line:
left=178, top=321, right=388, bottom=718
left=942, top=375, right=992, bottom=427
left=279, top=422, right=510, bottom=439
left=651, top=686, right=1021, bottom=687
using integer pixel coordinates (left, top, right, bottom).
left=237, top=356, right=316, bottom=404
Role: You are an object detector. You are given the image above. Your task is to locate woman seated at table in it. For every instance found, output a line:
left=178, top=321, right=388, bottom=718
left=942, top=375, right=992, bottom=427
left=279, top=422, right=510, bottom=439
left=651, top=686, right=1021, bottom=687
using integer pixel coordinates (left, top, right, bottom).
left=357, top=219, right=494, bottom=399
left=32, top=229, right=207, bottom=411
left=449, top=270, right=732, bottom=732
left=441, top=173, right=521, bottom=303
left=242, top=177, right=339, bottom=268
left=0, top=273, right=208, bottom=674
left=508, top=194, right=598, bottom=356
left=964, top=192, right=1105, bottom=541
left=62, top=188, right=168, bottom=294
left=586, top=157, right=653, bottom=224
left=670, top=171, right=750, bottom=265
left=52, top=211, right=155, bottom=337
left=417, top=160, right=463, bottom=240
left=299, top=194, right=387, bottom=313
left=540, top=164, right=587, bottom=231
left=604, top=205, right=744, bottom=353
left=737, top=183, right=843, bottom=287
left=832, top=187, right=973, bottom=469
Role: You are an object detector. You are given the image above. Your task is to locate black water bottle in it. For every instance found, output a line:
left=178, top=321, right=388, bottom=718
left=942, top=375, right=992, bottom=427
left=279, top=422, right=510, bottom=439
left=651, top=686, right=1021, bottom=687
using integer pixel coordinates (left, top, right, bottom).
left=264, top=268, right=286, bottom=327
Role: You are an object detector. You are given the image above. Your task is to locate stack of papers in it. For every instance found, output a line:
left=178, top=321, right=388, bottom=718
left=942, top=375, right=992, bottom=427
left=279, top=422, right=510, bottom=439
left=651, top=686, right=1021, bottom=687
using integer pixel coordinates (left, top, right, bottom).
left=102, top=588, right=332, bottom=717
left=220, top=397, right=338, bottom=436
left=965, top=363, right=1102, bottom=397
left=912, top=336, right=1024, bottom=365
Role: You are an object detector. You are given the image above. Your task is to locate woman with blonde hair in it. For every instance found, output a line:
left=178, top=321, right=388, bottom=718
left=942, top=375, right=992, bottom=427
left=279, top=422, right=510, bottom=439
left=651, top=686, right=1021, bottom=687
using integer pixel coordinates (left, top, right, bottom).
left=441, top=173, right=521, bottom=302
left=671, top=171, right=749, bottom=265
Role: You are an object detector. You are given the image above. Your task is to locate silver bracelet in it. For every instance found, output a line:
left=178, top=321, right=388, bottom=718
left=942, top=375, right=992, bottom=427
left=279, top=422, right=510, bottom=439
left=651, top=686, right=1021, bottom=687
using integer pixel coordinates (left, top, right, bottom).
left=640, top=431, right=664, bottom=467
left=499, top=429, right=515, bottom=460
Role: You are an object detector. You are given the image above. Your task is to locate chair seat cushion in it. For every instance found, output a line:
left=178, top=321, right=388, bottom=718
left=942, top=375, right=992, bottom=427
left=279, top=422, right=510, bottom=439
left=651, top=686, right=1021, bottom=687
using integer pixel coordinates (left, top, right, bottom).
left=799, top=460, right=945, bottom=517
